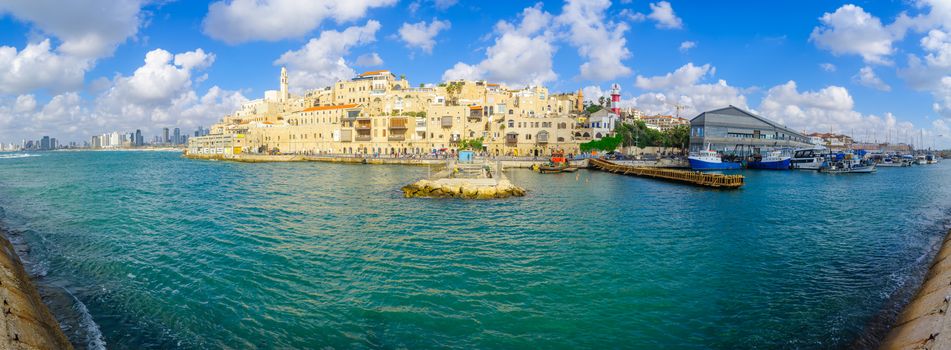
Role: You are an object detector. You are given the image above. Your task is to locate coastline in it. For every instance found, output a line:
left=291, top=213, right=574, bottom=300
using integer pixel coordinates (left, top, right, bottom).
left=182, top=152, right=590, bottom=168
left=0, top=227, right=72, bottom=350
left=880, top=228, right=951, bottom=349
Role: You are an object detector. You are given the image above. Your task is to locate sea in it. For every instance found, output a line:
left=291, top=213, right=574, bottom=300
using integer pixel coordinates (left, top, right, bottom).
left=0, top=150, right=948, bottom=349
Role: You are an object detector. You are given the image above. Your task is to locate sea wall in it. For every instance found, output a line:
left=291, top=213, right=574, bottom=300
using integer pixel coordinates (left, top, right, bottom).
left=880, top=229, right=951, bottom=349
left=0, top=230, right=73, bottom=349
left=183, top=152, right=587, bottom=168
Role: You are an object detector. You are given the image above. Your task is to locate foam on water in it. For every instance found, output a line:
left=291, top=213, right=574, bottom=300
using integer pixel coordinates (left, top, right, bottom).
left=0, top=153, right=38, bottom=159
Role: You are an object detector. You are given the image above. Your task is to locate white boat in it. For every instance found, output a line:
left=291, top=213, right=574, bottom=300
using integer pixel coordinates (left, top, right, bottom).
left=688, top=145, right=741, bottom=170
left=820, top=153, right=876, bottom=174
left=916, top=155, right=928, bottom=165
left=877, top=157, right=903, bottom=167
left=791, top=148, right=826, bottom=170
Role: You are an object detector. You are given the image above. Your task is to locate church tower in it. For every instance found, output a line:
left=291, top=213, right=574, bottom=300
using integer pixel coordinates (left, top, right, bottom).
left=280, top=66, right=288, bottom=102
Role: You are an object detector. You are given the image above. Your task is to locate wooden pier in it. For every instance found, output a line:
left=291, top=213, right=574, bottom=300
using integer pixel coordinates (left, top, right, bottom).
left=588, top=158, right=744, bottom=189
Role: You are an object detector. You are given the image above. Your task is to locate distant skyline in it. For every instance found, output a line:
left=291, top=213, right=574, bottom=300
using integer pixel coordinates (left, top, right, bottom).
left=0, top=0, right=950, bottom=148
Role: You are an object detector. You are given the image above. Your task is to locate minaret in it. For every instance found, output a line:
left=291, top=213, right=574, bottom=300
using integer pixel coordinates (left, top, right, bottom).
left=280, top=66, right=288, bottom=102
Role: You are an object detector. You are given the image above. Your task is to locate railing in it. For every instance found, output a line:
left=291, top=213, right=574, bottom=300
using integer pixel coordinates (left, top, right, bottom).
left=388, top=134, right=405, bottom=141
left=355, top=135, right=372, bottom=141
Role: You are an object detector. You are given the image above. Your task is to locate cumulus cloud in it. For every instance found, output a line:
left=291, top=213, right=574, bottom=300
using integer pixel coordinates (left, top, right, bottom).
left=853, top=66, right=891, bottom=91
left=0, top=0, right=144, bottom=59
left=0, top=47, right=252, bottom=142
left=557, top=0, right=632, bottom=81
left=632, top=63, right=747, bottom=117
left=442, top=4, right=556, bottom=87
left=820, top=63, right=836, bottom=72
left=809, top=4, right=895, bottom=65
left=355, top=53, right=383, bottom=67
left=648, top=1, right=683, bottom=29
left=398, top=19, right=451, bottom=53
left=202, top=0, right=395, bottom=44
left=0, top=39, right=89, bottom=94
left=679, top=41, right=696, bottom=53
left=274, top=21, right=381, bottom=91
left=0, top=0, right=147, bottom=95
left=757, top=81, right=914, bottom=137
left=581, top=85, right=605, bottom=102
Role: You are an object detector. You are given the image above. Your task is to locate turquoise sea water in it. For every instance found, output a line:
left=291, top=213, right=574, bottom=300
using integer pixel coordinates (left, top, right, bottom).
left=0, top=151, right=949, bottom=349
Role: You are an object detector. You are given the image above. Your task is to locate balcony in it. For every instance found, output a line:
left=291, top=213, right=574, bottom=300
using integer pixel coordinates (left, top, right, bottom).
left=388, top=134, right=406, bottom=142
left=505, top=133, right=518, bottom=145
left=449, top=134, right=462, bottom=144
left=355, top=134, right=372, bottom=142
left=340, top=129, right=353, bottom=142
left=355, top=121, right=372, bottom=130
left=388, top=117, right=408, bottom=130
left=537, top=131, right=549, bottom=144
left=468, top=106, right=483, bottom=121
left=441, top=116, right=453, bottom=128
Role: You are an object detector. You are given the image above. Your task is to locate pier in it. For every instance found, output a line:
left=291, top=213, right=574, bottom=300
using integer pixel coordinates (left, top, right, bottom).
left=588, top=158, right=744, bottom=189
left=402, top=161, right=526, bottom=199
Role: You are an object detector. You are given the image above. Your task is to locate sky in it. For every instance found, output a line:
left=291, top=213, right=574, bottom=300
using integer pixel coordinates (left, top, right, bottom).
left=0, top=0, right=950, bottom=149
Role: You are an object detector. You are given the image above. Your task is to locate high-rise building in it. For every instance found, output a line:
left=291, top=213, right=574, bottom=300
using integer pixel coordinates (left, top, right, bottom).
left=173, top=128, right=181, bottom=145
left=163, top=128, right=170, bottom=144
left=135, top=129, right=143, bottom=146
left=40, top=136, right=51, bottom=150
left=50, top=138, right=57, bottom=150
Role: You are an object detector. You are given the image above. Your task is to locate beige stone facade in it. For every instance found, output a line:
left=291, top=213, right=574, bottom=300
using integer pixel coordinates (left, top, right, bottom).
left=191, top=69, right=591, bottom=158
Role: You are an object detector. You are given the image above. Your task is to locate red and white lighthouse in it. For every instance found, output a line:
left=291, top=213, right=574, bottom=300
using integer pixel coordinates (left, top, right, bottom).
left=610, top=83, right=621, bottom=115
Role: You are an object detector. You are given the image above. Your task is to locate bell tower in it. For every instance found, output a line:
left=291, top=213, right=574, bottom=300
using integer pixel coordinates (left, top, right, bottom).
left=280, top=66, right=289, bottom=102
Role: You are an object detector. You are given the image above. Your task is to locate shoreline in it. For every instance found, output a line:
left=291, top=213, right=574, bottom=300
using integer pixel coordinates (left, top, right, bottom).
left=0, top=226, right=73, bottom=349
left=182, top=152, right=591, bottom=168
left=880, top=228, right=951, bottom=349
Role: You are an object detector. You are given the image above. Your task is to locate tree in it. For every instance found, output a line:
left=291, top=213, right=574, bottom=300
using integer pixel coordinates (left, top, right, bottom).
left=460, top=137, right=484, bottom=150
left=598, top=96, right=607, bottom=107
left=584, top=101, right=603, bottom=114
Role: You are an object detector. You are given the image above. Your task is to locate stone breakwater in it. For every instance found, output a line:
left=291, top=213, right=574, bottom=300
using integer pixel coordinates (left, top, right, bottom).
left=0, top=230, right=72, bottom=350
left=401, top=179, right=526, bottom=199
left=880, top=229, right=951, bottom=349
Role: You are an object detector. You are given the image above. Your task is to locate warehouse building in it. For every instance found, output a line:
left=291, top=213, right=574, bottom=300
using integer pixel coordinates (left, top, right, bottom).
left=689, top=105, right=811, bottom=153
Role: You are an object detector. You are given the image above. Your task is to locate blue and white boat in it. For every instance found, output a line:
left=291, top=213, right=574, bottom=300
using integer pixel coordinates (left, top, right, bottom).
left=747, top=150, right=791, bottom=170
left=689, top=146, right=742, bottom=170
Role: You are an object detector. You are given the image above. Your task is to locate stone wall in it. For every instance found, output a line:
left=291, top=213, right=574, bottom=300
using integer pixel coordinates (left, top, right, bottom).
left=0, top=231, right=73, bottom=349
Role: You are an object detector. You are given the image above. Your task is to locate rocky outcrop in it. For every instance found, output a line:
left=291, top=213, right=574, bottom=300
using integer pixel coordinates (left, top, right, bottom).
left=0, top=231, right=73, bottom=350
left=401, top=179, right=526, bottom=199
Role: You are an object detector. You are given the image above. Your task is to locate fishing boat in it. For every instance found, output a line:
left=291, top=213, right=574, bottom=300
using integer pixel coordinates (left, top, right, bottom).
left=877, top=156, right=903, bottom=167
left=534, top=151, right=578, bottom=174
left=819, top=153, right=876, bottom=174
left=747, top=150, right=791, bottom=170
left=790, top=147, right=826, bottom=170
left=915, top=155, right=928, bottom=165
left=688, top=145, right=741, bottom=170
left=927, top=153, right=939, bottom=164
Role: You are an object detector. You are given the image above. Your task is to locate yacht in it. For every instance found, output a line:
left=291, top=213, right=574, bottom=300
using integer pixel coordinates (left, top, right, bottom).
left=790, top=148, right=826, bottom=170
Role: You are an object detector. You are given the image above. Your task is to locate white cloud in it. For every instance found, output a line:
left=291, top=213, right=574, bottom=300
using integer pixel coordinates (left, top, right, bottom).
left=809, top=4, right=895, bottom=65
left=433, top=0, right=458, bottom=10
left=0, top=0, right=144, bottom=59
left=13, top=94, right=36, bottom=113
left=557, top=0, right=632, bottom=81
left=853, top=66, right=891, bottom=91
left=620, top=9, right=646, bottom=23
left=820, top=62, right=837, bottom=72
left=648, top=1, right=683, bottom=29
left=632, top=63, right=747, bottom=117
left=757, top=81, right=915, bottom=136
left=442, top=4, right=557, bottom=87
left=581, top=85, right=605, bottom=102
left=202, top=0, right=395, bottom=44
left=0, top=39, right=89, bottom=94
left=355, top=53, right=383, bottom=67
left=679, top=41, right=696, bottom=53
left=398, top=19, right=451, bottom=53
left=274, top=21, right=381, bottom=91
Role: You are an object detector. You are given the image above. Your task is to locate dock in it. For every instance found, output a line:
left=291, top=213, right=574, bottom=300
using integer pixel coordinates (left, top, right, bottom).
left=588, top=158, right=744, bottom=189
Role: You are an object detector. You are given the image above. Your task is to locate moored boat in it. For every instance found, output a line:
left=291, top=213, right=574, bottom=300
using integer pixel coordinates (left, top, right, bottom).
left=791, top=147, right=826, bottom=170
left=688, top=148, right=742, bottom=170
left=747, top=150, right=791, bottom=170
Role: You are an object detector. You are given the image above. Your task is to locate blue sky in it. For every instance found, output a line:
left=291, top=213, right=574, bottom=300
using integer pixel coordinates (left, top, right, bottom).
left=0, top=0, right=949, bottom=148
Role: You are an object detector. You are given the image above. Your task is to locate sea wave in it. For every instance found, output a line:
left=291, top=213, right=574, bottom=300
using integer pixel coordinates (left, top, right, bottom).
left=0, top=153, right=39, bottom=159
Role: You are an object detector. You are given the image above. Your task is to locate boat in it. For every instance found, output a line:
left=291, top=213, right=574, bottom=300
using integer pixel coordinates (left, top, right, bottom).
left=688, top=145, right=742, bottom=170
left=819, top=153, right=876, bottom=174
left=877, top=156, right=903, bottom=167
left=747, top=150, right=791, bottom=170
left=915, top=155, right=928, bottom=165
left=791, top=148, right=826, bottom=170
left=534, top=151, right=577, bottom=174
left=927, top=153, right=939, bottom=164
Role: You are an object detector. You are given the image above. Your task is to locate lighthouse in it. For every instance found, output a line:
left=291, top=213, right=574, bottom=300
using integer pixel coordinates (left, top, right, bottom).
left=610, top=83, right=621, bottom=115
